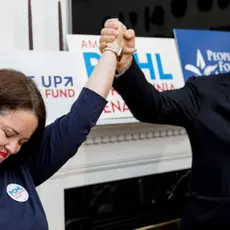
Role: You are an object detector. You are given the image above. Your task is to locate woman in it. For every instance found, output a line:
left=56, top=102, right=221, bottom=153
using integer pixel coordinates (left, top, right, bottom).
left=0, top=20, right=125, bottom=230
left=100, top=19, right=230, bottom=230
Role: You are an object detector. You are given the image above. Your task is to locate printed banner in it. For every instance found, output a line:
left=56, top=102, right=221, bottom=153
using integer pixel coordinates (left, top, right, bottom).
left=67, top=34, right=184, bottom=122
left=0, top=50, right=85, bottom=125
left=174, top=29, right=230, bottom=82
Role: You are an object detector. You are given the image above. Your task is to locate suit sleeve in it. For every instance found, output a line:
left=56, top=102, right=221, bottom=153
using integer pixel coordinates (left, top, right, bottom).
left=26, top=87, right=107, bottom=186
left=113, top=58, right=201, bottom=127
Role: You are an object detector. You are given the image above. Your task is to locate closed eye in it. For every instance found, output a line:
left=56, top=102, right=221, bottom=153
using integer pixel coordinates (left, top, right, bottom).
left=3, top=130, right=12, bottom=138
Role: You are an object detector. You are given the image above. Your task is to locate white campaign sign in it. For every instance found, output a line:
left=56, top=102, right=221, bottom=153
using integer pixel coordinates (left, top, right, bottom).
left=66, top=34, right=185, bottom=124
left=0, top=50, right=86, bottom=125
left=0, top=37, right=185, bottom=126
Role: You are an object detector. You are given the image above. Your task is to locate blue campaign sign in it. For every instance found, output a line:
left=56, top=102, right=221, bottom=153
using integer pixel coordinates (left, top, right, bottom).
left=173, top=29, right=230, bottom=82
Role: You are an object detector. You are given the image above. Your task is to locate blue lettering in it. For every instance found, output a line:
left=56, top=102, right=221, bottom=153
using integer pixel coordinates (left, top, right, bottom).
left=133, top=53, right=173, bottom=80
left=41, top=76, right=69, bottom=88
left=42, top=76, right=52, bottom=88
left=9, top=186, right=23, bottom=195
left=53, top=76, right=62, bottom=87
left=64, top=76, right=73, bottom=87
left=82, top=52, right=173, bottom=81
left=134, top=53, right=155, bottom=80
left=156, top=54, right=173, bottom=80
left=83, top=52, right=100, bottom=77
left=28, top=75, right=74, bottom=88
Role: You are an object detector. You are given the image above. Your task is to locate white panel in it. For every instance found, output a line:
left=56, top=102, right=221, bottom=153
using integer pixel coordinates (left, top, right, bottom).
left=14, top=0, right=29, bottom=49
left=0, top=0, right=15, bottom=49
left=31, top=0, right=59, bottom=50
left=31, top=0, right=46, bottom=50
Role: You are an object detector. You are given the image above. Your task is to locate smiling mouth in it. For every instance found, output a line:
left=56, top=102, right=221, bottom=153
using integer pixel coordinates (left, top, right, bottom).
left=0, top=152, right=7, bottom=158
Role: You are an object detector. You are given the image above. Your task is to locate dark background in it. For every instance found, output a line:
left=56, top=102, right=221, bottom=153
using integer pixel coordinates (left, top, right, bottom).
left=65, top=169, right=190, bottom=229
left=72, top=0, right=230, bottom=37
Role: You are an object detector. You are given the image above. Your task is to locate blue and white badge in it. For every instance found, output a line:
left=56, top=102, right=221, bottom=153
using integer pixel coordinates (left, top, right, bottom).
left=6, top=183, right=29, bottom=202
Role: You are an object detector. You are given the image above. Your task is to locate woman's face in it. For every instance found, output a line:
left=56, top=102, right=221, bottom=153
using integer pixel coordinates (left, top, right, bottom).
left=0, top=109, right=38, bottom=163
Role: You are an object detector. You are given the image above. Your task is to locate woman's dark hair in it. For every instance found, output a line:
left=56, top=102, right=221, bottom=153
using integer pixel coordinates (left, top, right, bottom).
left=0, top=69, right=46, bottom=133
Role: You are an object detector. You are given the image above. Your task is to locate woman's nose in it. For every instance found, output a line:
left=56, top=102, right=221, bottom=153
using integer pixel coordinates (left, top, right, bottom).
left=5, top=141, right=19, bottom=155
left=0, top=130, right=8, bottom=147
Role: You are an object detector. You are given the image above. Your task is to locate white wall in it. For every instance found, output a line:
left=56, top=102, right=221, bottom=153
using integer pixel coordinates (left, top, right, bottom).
left=0, top=0, right=71, bottom=51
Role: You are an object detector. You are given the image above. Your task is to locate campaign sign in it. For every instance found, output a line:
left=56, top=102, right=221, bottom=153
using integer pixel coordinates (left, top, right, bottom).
left=174, top=29, right=230, bottom=82
left=67, top=34, right=184, bottom=123
left=0, top=50, right=85, bottom=125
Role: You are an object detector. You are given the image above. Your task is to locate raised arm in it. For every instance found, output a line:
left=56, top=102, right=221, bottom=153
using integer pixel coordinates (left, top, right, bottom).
left=113, top=57, right=200, bottom=126
left=26, top=20, right=126, bottom=186
left=100, top=19, right=201, bottom=127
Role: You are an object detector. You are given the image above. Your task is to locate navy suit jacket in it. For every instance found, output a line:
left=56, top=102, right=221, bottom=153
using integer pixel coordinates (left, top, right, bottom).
left=113, top=58, right=230, bottom=229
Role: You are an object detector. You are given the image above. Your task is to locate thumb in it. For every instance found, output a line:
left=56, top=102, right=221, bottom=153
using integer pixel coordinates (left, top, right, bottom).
left=124, top=29, right=135, bottom=40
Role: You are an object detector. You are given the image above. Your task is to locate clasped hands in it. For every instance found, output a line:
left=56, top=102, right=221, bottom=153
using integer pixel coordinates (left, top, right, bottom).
left=99, top=18, right=136, bottom=73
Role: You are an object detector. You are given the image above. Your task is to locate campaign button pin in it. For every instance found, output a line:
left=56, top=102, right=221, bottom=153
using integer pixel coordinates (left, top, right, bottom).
left=7, top=184, right=29, bottom=202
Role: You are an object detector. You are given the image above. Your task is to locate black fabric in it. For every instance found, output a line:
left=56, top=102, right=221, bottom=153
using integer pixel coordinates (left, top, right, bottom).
left=113, top=58, right=230, bottom=229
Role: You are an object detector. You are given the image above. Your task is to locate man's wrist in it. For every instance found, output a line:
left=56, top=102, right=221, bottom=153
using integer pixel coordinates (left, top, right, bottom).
left=116, top=55, right=133, bottom=73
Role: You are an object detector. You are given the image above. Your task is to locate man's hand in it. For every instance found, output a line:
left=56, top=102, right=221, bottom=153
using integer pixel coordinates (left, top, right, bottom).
left=99, top=18, right=136, bottom=73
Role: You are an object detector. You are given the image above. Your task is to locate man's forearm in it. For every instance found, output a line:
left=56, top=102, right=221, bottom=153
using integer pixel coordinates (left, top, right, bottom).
left=116, top=55, right=133, bottom=74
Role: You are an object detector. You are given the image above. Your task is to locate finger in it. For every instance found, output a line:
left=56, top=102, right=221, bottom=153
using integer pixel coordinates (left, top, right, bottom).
left=105, top=18, right=119, bottom=23
left=124, top=29, right=135, bottom=40
left=116, top=22, right=126, bottom=33
left=99, top=35, right=116, bottom=44
left=99, top=42, right=106, bottom=53
left=104, top=18, right=119, bottom=29
left=122, top=24, right=127, bottom=31
left=124, top=47, right=137, bottom=54
left=101, top=28, right=118, bottom=36
left=124, top=47, right=137, bottom=52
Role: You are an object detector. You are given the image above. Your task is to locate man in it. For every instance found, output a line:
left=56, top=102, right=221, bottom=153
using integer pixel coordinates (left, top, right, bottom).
left=99, top=18, right=230, bottom=229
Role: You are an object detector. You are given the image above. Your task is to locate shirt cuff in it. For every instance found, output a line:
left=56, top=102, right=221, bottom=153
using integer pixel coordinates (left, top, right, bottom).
left=115, top=70, right=127, bottom=79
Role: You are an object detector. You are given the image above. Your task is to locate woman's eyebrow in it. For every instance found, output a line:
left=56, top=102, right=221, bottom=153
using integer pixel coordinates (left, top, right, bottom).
left=3, top=125, right=19, bottom=135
